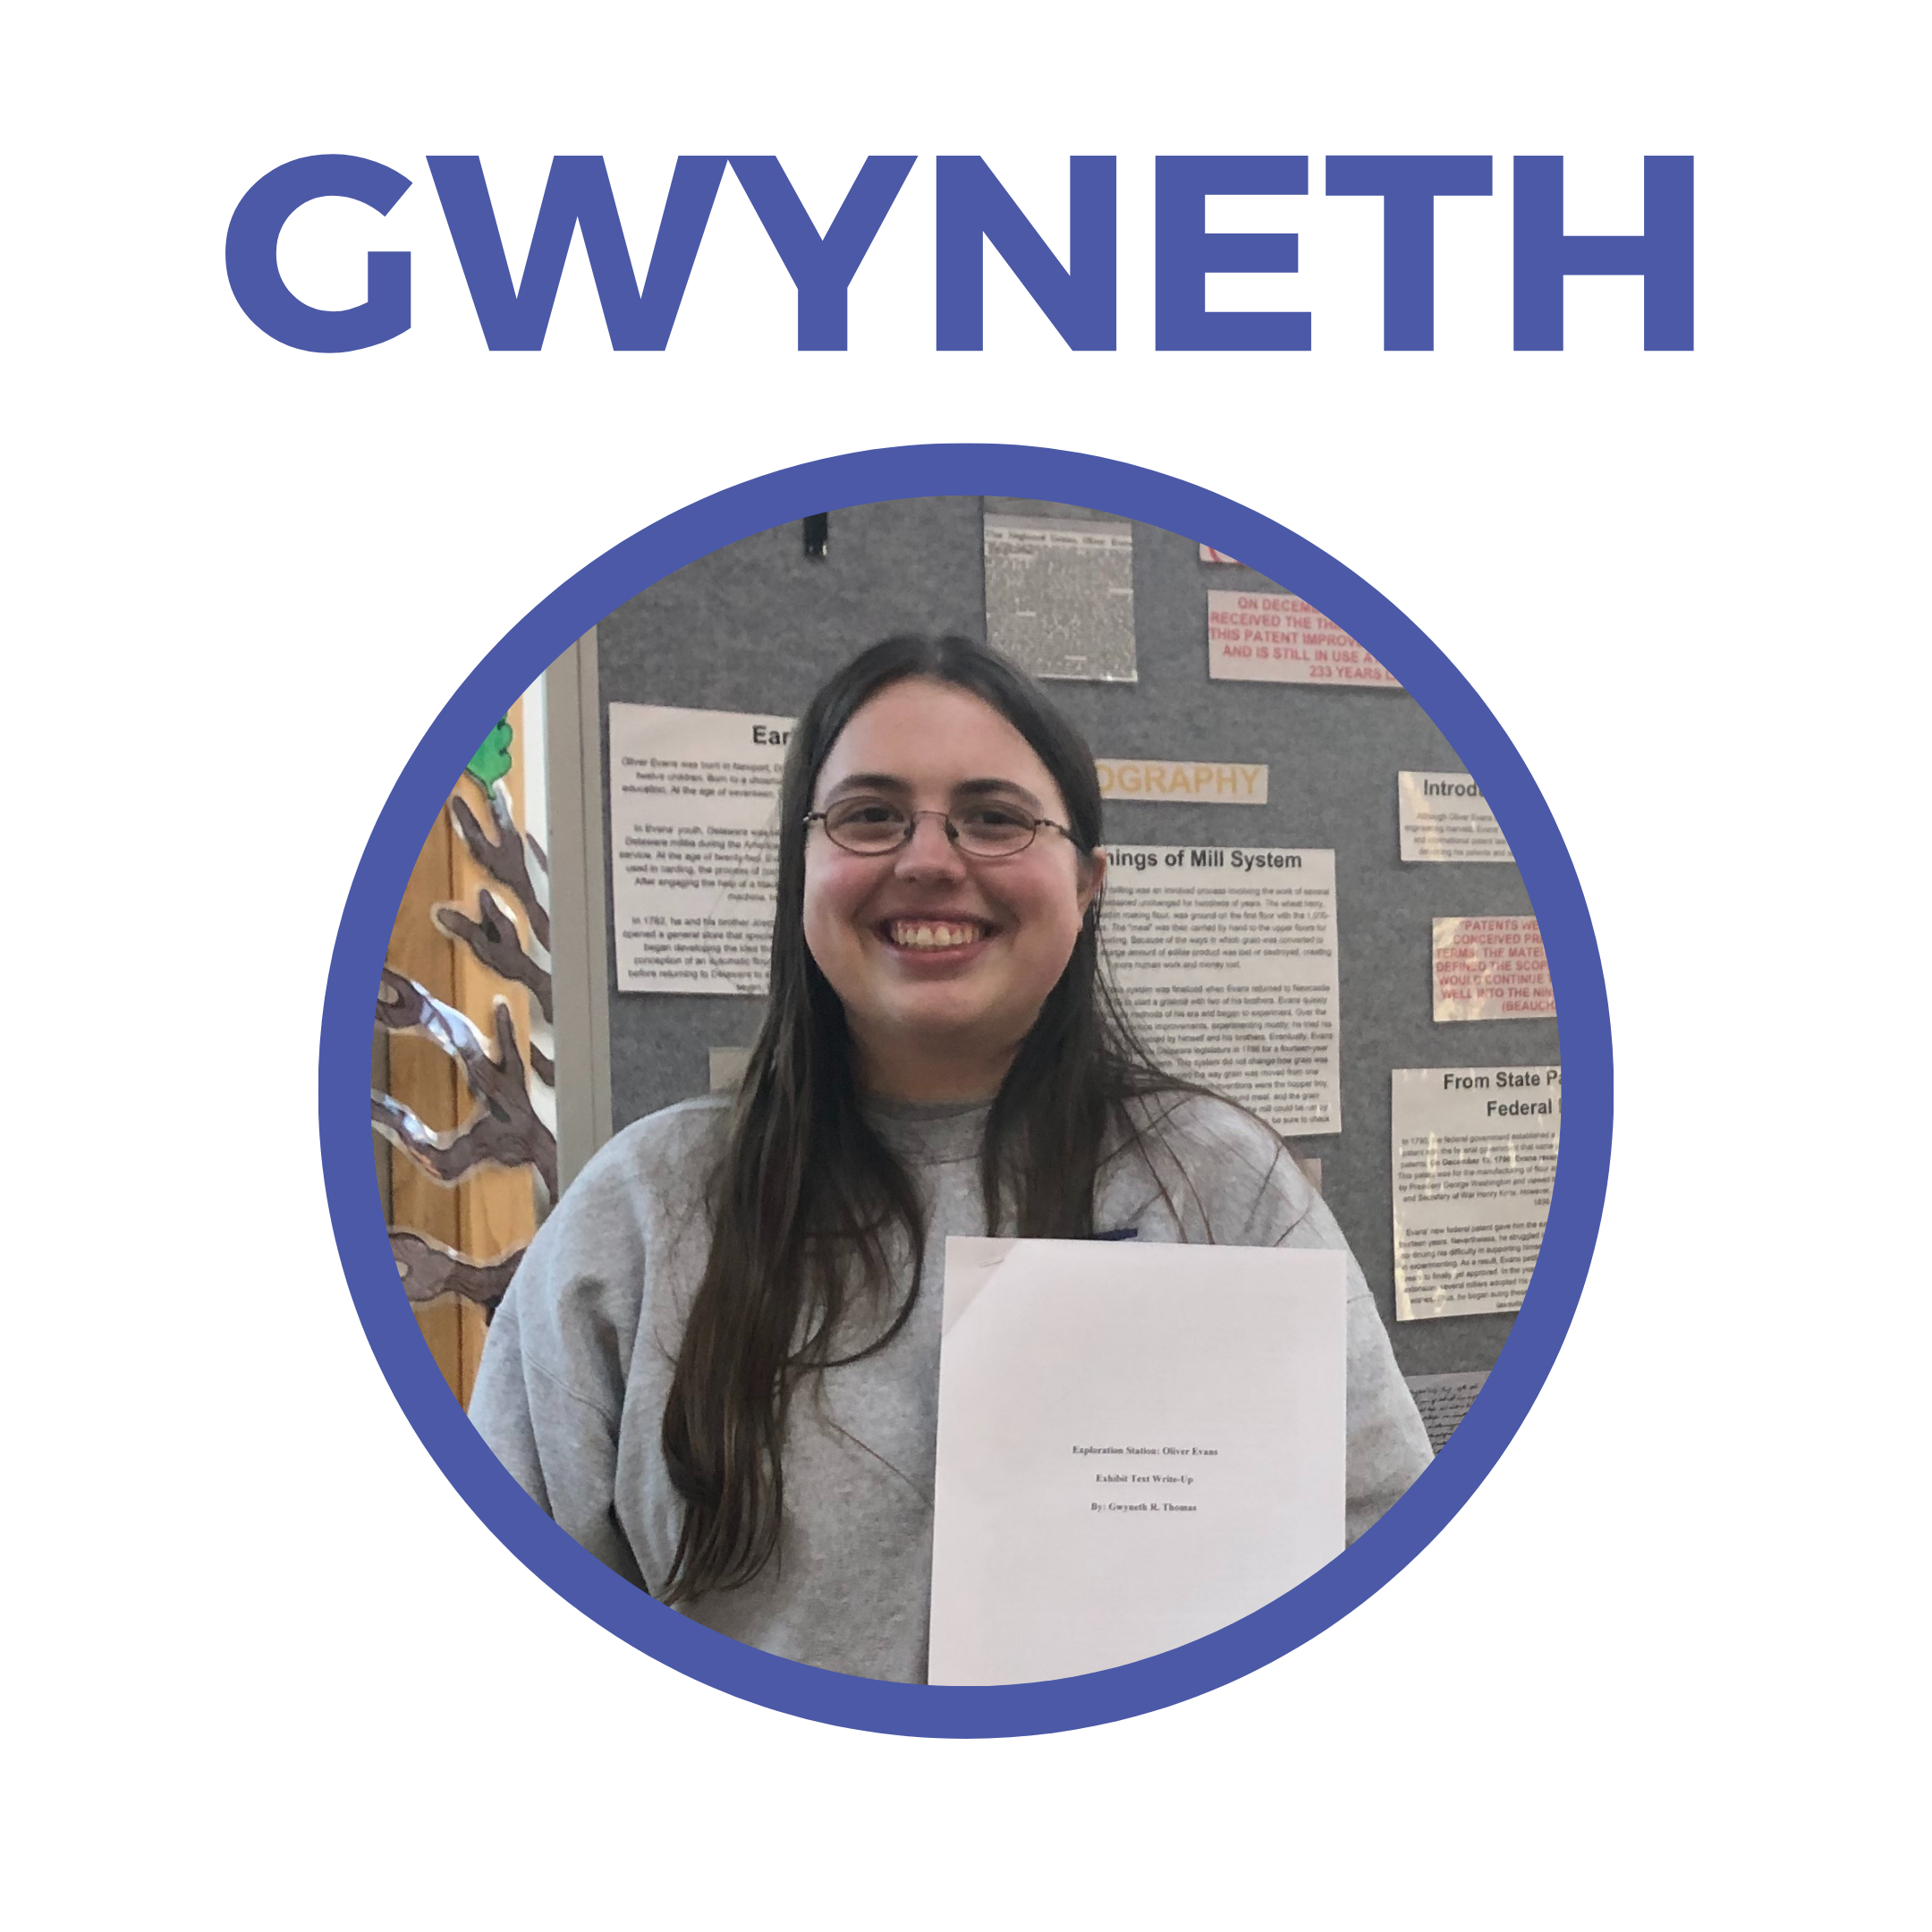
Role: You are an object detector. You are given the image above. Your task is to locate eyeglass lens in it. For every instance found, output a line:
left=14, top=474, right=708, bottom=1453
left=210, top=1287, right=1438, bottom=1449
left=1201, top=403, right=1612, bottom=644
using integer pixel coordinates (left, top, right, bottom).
left=822, top=801, right=1038, bottom=856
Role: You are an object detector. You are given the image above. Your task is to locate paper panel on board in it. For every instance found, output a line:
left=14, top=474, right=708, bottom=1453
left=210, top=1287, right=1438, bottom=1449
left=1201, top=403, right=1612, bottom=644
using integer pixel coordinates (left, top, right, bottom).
left=983, top=513, right=1137, bottom=682
left=1405, top=1371, right=1490, bottom=1453
left=607, top=704, right=792, bottom=995
left=928, top=1237, right=1347, bottom=1685
left=708, top=1046, right=752, bottom=1092
left=1103, top=846, right=1341, bottom=1134
left=1097, top=757, right=1268, bottom=805
left=1399, top=771, right=1514, bottom=863
left=1390, top=1067, right=1559, bottom=1320
left=1207, top=589, right=1401, bottom=687
left=1432, top=916, right=1555, bottom=1021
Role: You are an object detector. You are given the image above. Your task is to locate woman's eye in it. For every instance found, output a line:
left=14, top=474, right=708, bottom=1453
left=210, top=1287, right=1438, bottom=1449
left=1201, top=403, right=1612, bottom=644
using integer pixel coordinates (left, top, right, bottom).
left=839, top=802, right=902, bottom=826
left=964, top=808, right=1027, bottom=830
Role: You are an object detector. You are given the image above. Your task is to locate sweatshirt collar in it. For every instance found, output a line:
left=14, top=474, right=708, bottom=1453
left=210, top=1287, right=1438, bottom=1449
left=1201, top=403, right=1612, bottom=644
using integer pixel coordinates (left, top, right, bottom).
left=860, top=1093, right=992, bottom=1166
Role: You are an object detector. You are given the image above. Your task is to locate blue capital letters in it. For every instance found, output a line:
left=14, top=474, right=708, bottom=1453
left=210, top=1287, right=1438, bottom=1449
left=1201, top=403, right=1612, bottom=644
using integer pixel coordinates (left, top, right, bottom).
left=1513, top=156, right=1694, bottom=350
left=1325, top=156, right=1493, bottom=350
left=428, top=156, right=727, bottom=351
left=728, top=157, right=917, bottom=350
left=1154, top=157, right=1309, bottom=351
left=935, top=157, right=1116, bottom=351
left=225, top=154, right=412, bottom=353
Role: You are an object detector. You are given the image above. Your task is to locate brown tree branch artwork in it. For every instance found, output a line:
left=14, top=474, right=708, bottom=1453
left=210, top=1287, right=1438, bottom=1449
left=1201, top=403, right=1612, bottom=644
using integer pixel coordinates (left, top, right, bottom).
left=374, top=762, right=555, bottom=1321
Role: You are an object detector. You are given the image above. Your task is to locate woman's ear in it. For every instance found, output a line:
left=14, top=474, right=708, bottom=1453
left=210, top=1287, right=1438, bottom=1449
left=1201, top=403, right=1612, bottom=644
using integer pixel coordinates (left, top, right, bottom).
left=1078, top=845, right=1109, bottom=919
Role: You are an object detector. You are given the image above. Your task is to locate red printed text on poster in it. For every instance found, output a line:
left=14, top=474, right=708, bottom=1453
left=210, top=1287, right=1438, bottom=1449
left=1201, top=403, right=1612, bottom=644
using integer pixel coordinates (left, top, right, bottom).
left=1431, top=916, right=1555, bottom=1021
left=1206, top=590, right=1402, bottom=688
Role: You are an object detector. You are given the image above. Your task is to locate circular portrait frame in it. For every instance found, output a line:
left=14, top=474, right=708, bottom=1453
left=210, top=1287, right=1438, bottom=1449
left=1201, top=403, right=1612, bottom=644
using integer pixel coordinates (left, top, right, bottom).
left=319, top=442, right=1612, bottom=1738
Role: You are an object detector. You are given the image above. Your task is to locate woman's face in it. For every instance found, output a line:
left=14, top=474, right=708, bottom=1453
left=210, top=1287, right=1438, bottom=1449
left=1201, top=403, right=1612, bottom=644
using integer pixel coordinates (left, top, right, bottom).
left=802, top=677, right=1106, bottom=1101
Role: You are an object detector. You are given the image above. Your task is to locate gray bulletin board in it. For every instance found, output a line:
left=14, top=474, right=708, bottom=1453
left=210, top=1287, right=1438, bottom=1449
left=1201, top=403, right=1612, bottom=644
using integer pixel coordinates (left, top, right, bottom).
left=590, top=496, right=1554, bottom=1382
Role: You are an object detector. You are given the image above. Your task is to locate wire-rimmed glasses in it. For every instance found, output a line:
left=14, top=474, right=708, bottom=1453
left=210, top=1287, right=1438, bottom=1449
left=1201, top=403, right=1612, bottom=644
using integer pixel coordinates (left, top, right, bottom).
left=804, top=799, right=1078, bottom=859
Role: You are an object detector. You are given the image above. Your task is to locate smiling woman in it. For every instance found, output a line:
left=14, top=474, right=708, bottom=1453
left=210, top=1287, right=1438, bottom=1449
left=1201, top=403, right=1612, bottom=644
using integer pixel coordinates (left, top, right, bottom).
left=467, top=634, right=1431, bottom=1679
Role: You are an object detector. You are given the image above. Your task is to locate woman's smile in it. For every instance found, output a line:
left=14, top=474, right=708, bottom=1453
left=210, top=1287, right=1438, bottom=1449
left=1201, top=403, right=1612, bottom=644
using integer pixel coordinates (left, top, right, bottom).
left=880, top=915, right=988, bottom=954
left=877, top=913, right=996, bottom=955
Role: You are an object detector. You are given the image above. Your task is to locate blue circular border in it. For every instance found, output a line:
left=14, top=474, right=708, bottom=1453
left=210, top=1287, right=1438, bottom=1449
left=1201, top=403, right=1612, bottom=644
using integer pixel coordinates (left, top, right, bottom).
left=320, top=442, right=1611, bottom=1737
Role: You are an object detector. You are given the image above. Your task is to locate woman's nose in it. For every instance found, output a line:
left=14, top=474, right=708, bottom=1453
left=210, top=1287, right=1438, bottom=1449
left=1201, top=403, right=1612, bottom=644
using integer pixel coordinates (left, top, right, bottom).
left=894, top=811, right=966, bottom=875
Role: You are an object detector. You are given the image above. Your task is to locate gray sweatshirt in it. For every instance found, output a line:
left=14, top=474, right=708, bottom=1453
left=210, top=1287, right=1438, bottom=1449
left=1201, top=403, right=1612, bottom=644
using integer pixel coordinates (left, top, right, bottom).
left=469, top=1089, right=1432, bottom=1682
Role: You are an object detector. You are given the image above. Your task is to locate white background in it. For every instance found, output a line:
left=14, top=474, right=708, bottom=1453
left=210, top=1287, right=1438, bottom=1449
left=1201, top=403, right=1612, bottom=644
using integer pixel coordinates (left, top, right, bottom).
left=9, top=5, right=1919, bottom=1925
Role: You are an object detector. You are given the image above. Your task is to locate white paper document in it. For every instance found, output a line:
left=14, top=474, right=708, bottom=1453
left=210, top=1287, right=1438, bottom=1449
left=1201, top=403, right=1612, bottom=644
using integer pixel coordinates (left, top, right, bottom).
left=1102, top=846, right=1342, bottom=1133
left=1405, top=1370, right=1490, bottom=1453
left=1398, top=771, right=1514, bottom=863
left=606, top=703, right=792, bottom=994
left=1391, top=1066, right=1559, bottom=1320
left=983, top=513, right=1138, bottom=682
left=928, top=1237, right=1347, bottom=1686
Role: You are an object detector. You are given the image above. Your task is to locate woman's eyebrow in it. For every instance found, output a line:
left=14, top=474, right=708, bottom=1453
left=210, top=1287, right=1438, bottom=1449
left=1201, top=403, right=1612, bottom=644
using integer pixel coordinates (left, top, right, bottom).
left=819, top=774, right=1046, bottom=809
left=821, top=771, right=912, bottom=800
left=953, top=777, right=1046, bottom=809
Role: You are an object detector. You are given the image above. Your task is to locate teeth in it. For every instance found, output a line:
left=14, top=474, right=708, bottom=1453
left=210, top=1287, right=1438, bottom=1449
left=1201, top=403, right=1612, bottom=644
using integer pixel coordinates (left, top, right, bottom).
left=889, top=920, right=983, bottom=950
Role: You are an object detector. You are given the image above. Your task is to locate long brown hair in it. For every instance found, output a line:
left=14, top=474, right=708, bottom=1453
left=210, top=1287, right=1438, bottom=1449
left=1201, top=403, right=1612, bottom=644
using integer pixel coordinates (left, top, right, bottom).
left=657, top=635, right=1194, bottom=1602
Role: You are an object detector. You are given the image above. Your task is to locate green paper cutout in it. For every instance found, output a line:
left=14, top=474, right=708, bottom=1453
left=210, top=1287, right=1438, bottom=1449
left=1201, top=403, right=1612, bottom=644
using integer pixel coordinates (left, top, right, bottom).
left=467, top=717, right=513, bottom=792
